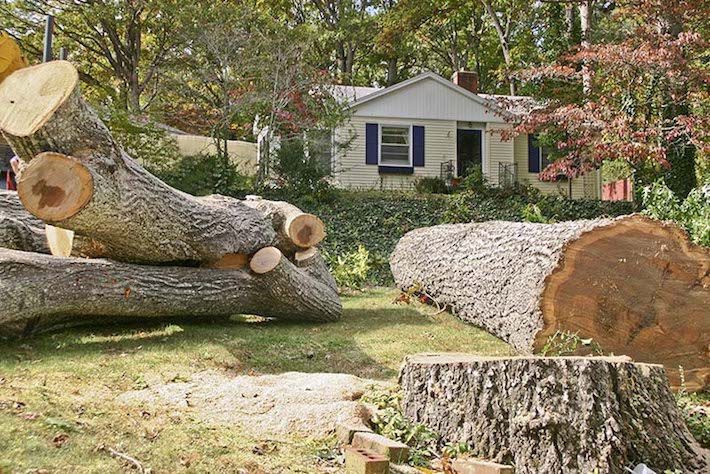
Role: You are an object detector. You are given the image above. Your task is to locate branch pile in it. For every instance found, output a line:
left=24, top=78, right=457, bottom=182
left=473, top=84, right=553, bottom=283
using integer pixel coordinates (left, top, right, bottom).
left=390, top=217, right=710, bottom=391
left=0, top=61, right=340, bottom=336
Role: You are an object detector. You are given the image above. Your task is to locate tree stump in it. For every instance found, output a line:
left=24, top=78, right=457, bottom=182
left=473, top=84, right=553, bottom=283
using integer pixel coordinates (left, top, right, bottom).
left=399, top=353, right=710, bottom=474
left=390, top=216, right=710, bottom=391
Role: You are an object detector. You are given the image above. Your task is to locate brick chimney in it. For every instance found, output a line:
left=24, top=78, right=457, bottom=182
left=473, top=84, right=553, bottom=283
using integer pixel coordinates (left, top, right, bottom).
left=452, top=71, right=479, bottom=94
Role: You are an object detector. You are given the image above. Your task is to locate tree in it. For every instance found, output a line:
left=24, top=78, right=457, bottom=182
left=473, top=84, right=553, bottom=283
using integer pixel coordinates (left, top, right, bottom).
left=1, top=0, right=185, bottom=113
left=514, top=0, right=708, bottom=197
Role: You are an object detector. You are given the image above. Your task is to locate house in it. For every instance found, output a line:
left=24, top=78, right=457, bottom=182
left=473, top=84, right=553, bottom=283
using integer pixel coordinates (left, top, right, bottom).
left=328, top=71, right=601, bottom=199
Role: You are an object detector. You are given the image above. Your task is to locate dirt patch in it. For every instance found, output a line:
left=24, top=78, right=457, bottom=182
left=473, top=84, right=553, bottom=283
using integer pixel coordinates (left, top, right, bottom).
left=116, top=371, right=387, bottom=439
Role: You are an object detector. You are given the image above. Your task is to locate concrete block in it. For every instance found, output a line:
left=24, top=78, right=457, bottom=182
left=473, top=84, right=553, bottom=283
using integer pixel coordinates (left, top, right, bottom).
left=345, top=447, right=389, bottom=474
left=352, top=431, right=410, bottom=464
left=336, top=421, right=373, bottom=445
left=451, top=458, right=514, bottom=474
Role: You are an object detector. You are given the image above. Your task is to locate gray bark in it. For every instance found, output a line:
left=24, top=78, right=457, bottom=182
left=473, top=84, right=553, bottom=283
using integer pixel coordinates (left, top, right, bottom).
left=391, top=218, right=613, bottom=352
left=399, top=353, right=710, bottom=474
left=0, top=190, right=49, bottom=253
left=0, top=247, right=342, bottom=337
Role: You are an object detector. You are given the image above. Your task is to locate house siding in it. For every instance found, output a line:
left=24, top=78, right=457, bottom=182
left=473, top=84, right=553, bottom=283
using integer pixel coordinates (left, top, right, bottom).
left=333, top=116, right=456, bottom=190
left=487, top=123, right=515, bottom=187
left=513, top=134, right=599, bottom=199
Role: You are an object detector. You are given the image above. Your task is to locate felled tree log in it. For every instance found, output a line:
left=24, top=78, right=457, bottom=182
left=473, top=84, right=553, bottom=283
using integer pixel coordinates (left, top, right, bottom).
left=399, top=353, right=710, bottom=474
left=0, top=246, right=342, bottom=337
left=390, top=216, right=710, bottom=391
left=0, top=190, right=49, bottom=253
left=0, top=61, right=324, bottom=264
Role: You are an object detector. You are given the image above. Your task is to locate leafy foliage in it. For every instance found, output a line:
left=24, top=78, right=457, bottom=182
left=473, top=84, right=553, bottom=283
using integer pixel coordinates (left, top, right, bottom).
left=414, top=177, right=448, bottom=194
left=153, top=153, right=251, bottom=197
left=105, top=111, right=180, bottom=171
left=361, top=387, right=439, bottom=466
left=271, top=138, right=335, bottom=199
left=540, top=331, right=603, bottom=357
left=675, top=389, right=710, bottom=448
left=642, top=181, right=710, bottom=246
left=322, top=245, right=371, bottom=291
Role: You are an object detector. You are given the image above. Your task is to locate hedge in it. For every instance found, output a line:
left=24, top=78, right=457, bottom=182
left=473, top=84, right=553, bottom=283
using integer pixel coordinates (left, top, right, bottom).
left=262, top=189, right=637, bottom=286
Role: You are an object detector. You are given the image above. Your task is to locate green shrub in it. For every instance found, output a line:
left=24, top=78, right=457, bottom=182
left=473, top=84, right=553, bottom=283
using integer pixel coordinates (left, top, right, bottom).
left=460, top=165, right=489, bottom=193
left=272, top=138, right=334, bottom=199
left=154, top=153, right=251, bottom=196
left=106, top=110, right=181, bottom=171
left=521, top=203, right=553, bottom=223
left=361, top=388, right=439, bottom=466
left=642, top=180, right=710, bottom=246
left=414, top=177, right=448, bottom=194
left=323, top=245, right=371, bottom=290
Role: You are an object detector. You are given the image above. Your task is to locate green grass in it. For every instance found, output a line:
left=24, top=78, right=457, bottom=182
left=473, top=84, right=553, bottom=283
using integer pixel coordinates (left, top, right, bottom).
left=0, top=289, right=512, bottom=473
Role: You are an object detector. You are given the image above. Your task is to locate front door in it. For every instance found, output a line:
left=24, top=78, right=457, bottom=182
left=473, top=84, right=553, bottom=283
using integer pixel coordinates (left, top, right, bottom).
left=456, top=129, right=482, bottom=178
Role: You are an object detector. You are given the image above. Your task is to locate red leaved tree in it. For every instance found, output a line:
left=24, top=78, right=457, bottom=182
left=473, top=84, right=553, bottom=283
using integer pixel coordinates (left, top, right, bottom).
left=514, top=0, right=709, bottom=196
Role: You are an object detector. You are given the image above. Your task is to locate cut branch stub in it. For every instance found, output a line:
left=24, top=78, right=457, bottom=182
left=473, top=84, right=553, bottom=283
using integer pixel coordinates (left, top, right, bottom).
left=287, top=213, right=326, bottom=248
left=18, top=152, right=93, bottom=222
left=250, top=246, right=284, bottom=274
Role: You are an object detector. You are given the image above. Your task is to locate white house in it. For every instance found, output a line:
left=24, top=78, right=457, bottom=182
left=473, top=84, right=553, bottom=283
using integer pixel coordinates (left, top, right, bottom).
left=328, top=71, right=601, bottom=199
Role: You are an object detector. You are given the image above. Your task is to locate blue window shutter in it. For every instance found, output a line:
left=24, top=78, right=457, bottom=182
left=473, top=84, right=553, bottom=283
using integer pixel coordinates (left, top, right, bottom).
left=413, top=126, right=425, bottom=167
left=528, top=134, right=540, bottom=173
left=365, top=123, right=378, bottom=165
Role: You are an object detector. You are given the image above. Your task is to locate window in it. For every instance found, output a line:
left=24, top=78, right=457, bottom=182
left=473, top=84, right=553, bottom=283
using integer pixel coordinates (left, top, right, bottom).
left=528, top=134, right=551, bottom=173
left=380, top=125, right=411, bottom=166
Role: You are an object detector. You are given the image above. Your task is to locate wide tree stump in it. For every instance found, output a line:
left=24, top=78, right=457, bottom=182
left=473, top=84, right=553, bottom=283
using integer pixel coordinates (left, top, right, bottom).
left=0, top=247, right=341, bottom=337
left=0, top=61, right=325, bottom=264
left=390, top=216, right=710, bottom=391
left=399, top=353, right=709, bottom=474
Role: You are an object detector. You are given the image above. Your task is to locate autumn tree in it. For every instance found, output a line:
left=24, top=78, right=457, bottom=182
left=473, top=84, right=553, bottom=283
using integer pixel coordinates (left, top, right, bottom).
left=514, top=0, right=709, bottom=197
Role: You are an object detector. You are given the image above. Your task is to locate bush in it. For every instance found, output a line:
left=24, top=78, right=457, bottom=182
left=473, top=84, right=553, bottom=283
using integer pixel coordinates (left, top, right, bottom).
left=106, top=110, right=180, bottom=171
left=414, top=177, right=448, bottom=194
left=272, top=138, right=335, bottom=200
left=642, top=180, right=710, bottom=246
left=154, top=153, right=251, bottom=196
left=323, top=245, right=371, bottom=290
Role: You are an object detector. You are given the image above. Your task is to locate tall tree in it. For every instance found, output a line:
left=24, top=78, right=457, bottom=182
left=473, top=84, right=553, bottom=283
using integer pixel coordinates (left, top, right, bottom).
left=1, top=0, right=185, bottom=113
left=514, top=0, right=708, bottom=197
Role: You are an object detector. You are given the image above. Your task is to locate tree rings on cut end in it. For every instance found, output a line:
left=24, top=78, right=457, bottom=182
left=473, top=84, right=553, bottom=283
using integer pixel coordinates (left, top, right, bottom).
left=287, top=214, right=326, bottom=248
left=0, top=61, right=78, bottom=137
left=18, top=152, right=93, bottom=222
left=250, top=246, right=283, bottom=274
left=295, top=247, right=318, bottom=264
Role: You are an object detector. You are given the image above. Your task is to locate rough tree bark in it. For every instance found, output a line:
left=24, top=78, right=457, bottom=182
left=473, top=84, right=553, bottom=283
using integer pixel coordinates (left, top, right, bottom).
left=0, top=61, right=324, bottom=264
left=0, top=246, right=342, bottom=337
left=399, top=354, right=709, bottom=474
left=390, top=216, right=710, bottom=391
left=0, top=190, right=49, bottom=253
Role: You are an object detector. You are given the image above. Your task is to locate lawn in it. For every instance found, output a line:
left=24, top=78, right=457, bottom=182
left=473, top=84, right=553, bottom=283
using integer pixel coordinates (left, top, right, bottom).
left=0, top=289, right=512, bottom=473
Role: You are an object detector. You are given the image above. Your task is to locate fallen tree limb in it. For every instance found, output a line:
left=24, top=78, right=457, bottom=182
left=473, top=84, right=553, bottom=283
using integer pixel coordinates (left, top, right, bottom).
left=0, top=247, right=342, bottom=337
left=0, top=190, right=49, bottom=253
left=0, top=61, right=328, bottom=264
left=390, top=215, right=710, bottom=391
left=400, top=353, right=710, bottom=474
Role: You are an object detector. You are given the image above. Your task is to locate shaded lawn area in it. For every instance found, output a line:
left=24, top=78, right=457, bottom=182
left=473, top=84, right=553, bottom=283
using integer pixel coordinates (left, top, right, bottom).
left=0, top=288, right=512, bottom=473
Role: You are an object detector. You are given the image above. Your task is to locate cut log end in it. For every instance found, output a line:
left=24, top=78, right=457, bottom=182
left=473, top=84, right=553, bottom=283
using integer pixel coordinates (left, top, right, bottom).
left=45, top=224, right=75, bottom=257
left=250, top=247, right=283, bottom=274
left=0, top=61, right=78, bottom=137
left=17, top=152, right=93, bottom=222
left=295, top=247, right=319, bottom=263
left=288, top=214, right=326, bottom=248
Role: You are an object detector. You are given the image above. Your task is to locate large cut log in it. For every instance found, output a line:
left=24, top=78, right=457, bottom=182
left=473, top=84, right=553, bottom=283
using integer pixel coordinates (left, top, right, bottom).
left=0, top=61, right=324, bottom=264
left=400, top=353, right=709, bottom=474
left=390, top=215, right=710, bottom=391
left=0, top=247, right=342, bottom=337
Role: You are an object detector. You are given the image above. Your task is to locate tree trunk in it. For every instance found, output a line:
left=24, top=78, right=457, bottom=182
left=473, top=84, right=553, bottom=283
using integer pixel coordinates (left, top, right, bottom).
left=0, top=246, right=341, bottom=337
left=390, top=215, right=710, bottom=391
left=399, top=354, right=709, bottom=474
left=0, top=61, right=324, bottom=264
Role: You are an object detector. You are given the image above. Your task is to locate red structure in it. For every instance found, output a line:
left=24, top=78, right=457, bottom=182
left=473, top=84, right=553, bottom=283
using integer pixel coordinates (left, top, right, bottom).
left=602, top=178, right=633, bottom=201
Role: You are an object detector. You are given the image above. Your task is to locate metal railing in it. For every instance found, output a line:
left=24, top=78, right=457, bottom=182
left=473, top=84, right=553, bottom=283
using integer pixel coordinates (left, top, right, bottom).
left=498, top=162, right=517, bottom=187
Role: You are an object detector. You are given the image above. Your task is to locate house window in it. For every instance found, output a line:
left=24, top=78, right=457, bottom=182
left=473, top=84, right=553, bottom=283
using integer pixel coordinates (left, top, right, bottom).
left=379, top=125, right=411, bottom=166
left=528, top=134, right=552, bottom=173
